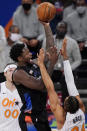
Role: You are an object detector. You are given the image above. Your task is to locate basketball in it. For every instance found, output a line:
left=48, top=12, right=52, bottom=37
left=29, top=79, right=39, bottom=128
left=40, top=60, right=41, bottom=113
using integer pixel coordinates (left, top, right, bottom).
left=37, top=2, right=56, bottom=22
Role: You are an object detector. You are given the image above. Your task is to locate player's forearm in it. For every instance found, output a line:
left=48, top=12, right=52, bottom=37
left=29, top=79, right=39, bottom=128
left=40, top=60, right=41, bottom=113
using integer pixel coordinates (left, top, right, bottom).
left=64, top=60, right=74, bottom=84
left=63, top=60, right=79, bottom=96
left=39, top=63, right=60, bottom=110
left=44, top=24, right=54, bottom=50
left=17, top=78, right=44, bottom=90
left=46, top=62, right=54, bottom=76
left=39, top=63, right=54, bottom=90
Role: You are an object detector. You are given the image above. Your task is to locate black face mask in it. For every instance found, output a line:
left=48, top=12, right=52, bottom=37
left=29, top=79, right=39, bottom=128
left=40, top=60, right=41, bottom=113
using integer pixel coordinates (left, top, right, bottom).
left=56, top=30, right=66, bottom=39
left=22, top=3, right=31, bottom=11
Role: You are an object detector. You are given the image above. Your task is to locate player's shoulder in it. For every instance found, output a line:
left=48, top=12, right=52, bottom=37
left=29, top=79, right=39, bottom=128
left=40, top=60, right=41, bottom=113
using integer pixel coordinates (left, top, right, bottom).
left=58, top=109, right=85, bottom=131
left=66, top=108, right=85, bottom=121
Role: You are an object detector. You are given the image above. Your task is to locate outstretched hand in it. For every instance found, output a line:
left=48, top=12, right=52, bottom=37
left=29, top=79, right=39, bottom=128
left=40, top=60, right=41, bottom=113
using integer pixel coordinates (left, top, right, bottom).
left=37, top=48, right=45, bottom=67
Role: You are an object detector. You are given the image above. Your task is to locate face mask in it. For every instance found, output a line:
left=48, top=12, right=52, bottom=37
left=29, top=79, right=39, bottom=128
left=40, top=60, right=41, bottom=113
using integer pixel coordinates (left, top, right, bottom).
left=76, top=6, right=86, bottom=15
left=10, top=33, right=22, bottom=42
left=56, top=31, right=66, bottom=39
left=22, top=3, right=31, bottom=11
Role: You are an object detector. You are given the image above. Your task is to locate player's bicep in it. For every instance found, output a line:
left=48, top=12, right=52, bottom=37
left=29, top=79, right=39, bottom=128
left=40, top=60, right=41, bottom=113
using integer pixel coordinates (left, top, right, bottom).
left=47, top=87, right=66, bottom=129
left=13, top=70, right=43, bottom=90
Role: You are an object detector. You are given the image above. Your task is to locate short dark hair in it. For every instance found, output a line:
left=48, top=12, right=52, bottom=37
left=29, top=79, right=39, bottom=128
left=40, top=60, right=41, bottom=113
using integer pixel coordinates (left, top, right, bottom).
left=10, top=43, right=25, bottom=62
left=64, top=96, right=79, bottom=114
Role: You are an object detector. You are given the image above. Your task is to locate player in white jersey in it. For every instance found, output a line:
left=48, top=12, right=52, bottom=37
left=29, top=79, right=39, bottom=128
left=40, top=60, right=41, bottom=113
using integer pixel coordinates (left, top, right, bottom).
left=37, top=39, right=85, bottom=131
left=0, top=64, right=22, bottom=131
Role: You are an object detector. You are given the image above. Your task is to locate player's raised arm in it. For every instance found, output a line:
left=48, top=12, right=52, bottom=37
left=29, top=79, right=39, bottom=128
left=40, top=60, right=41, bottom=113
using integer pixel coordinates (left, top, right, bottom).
left=37, top=48, right=65, bottom=129
left=43, top=22, right=54, bottom=50
left=37, top=2, right=56, bottom=50
left=61, top=39, right=85, bottom=113
left=37, top=21, right=58, bottom=79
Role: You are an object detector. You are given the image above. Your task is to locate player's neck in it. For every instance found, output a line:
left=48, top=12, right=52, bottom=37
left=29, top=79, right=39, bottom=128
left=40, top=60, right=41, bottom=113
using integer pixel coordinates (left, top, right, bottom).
left=18, top=61, right=27, bottom=66
left=5, top=81, right=16, bottom=92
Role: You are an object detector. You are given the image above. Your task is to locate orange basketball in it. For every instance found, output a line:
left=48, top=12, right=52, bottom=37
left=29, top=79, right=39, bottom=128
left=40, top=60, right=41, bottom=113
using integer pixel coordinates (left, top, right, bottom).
left=37, top=2, right=56, bottom=22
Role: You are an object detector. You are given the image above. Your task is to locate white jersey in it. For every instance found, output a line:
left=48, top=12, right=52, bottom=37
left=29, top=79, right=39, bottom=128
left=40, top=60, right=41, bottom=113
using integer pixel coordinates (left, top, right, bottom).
left=0, top=82, right=23, bottom=131
left=58, top=109, right=85, bottom=131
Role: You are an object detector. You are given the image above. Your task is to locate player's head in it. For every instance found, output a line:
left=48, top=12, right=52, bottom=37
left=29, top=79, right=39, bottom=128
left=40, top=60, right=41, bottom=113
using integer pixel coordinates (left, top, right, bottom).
left=10, top=43, right=32, bottom=63
left=4, top=63, right=17, bottom=82
left=64, top=96, right=79, bottom=114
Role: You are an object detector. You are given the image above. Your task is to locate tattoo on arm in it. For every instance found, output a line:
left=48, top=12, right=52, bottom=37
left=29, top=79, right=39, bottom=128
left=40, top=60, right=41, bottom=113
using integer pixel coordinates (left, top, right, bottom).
left=44, top=25, right=54, bottom=50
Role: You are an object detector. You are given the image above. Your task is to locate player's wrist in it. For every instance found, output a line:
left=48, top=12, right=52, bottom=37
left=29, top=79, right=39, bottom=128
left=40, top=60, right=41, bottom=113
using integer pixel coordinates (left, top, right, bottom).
left=44, top=22, right=49, bottom=28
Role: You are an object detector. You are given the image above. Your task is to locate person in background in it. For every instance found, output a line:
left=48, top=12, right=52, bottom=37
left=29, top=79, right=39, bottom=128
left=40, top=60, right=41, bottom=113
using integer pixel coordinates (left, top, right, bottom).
left=8, top=25, right=29, bottom=45
left=0, top=25, right=29, bottom=84
left=0, top=25, right=7, bottom=72
left=63, top=0, right=77, bottom=20
left=37, top=39, right=85, bottom=131
left=4, top=25, right=31, bottom=67
left=3, top=25, right=20, bottom=70
left=50, top=0, right=63, bottom=34
left=64, top=0, right=87, bottom=54
left=9, top=25, right=42, bottom=60
left=0, top=63, right=22, bottom=131
left=0, top=25, right=7, bottom=82
left=52, top=21, right=81, bottom=104
left=7, top=25, right=22, bottom=45
left=13, top=0, right=45, bottom=50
